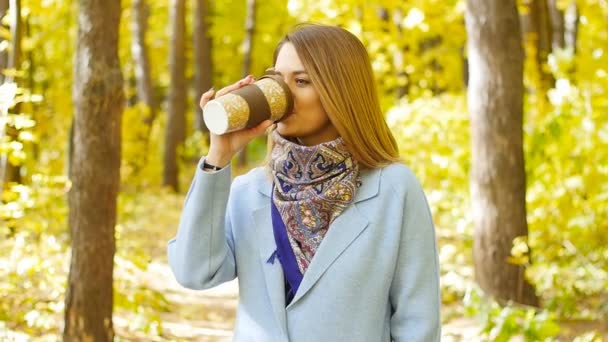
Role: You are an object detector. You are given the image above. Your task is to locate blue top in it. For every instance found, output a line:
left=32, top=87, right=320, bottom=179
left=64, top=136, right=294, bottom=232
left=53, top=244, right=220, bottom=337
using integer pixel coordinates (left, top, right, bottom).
left=270, top=190, right=304, bottom=305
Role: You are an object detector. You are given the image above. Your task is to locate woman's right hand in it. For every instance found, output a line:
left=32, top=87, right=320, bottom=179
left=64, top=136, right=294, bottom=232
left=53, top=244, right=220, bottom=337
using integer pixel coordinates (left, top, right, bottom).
left=200, top=75, right=274, bottom=167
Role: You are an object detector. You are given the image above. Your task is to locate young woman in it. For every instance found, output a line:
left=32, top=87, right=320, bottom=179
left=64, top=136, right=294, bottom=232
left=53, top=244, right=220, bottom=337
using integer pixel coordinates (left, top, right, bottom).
left=168, top=24, right=440, bottom=341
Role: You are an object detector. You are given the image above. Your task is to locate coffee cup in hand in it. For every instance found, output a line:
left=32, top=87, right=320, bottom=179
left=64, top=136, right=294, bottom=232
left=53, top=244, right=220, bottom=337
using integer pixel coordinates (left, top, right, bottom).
left=203, top=74, right=293, bottom=135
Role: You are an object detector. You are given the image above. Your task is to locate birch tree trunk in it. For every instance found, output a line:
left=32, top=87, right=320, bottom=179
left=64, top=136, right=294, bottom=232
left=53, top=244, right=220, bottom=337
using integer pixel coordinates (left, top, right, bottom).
left=64, top=0, right=124, bottom=340
left=465, top=0, right=539, bottom=306
left=6, top=0, right=21, bottom=82
left=0, top=0, right=9, bottom=83
left=564, top=2, right=579, bottom=54
left=1, top=0, right=22, bottom=185
left=392, top=8, right=409, bottom=100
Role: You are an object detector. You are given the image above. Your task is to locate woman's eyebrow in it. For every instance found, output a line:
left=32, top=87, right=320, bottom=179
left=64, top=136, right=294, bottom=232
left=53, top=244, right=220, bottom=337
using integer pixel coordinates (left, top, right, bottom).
left=266, top=68, right=308, bottom=76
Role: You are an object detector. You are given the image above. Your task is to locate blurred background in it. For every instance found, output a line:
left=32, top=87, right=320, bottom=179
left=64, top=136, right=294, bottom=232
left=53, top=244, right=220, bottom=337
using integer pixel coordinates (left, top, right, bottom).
left=0, top=0, right=606, bottom=340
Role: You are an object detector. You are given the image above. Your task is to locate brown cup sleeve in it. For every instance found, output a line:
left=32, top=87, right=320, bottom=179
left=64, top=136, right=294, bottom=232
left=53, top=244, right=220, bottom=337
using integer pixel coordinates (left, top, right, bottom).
left=231, top=84, right=272, bottom=129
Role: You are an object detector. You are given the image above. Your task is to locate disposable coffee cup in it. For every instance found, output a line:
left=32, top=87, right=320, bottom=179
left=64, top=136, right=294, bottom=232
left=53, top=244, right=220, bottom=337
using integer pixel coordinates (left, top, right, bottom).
left=203, top=74, right=294, bottom=135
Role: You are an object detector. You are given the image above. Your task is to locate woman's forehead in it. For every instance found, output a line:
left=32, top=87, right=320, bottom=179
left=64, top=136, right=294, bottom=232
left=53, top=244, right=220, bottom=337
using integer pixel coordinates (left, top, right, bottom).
left=274, top=43, right=305, bottom=71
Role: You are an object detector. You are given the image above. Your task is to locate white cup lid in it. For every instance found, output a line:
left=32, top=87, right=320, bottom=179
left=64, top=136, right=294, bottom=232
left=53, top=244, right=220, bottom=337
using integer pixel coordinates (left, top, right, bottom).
left=203, top=100, right=229, bottom=135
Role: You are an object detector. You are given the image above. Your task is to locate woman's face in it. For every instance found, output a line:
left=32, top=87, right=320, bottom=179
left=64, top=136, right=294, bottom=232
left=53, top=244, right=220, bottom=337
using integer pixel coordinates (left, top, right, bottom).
left=272, top=43, right=339, bottom=146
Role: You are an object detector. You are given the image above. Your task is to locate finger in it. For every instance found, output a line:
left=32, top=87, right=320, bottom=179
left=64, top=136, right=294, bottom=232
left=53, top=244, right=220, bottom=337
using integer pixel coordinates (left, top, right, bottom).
left=199, top=88, right=215, bottom=107
left=216, top=76, right=255, bottom=97
left=215, top=86, right=233, bottom=98
left=244, top=74, right=256, bottom=84
left=216, top=83, right=242, bottom=97
left=241, top=75, right=255, bottom=84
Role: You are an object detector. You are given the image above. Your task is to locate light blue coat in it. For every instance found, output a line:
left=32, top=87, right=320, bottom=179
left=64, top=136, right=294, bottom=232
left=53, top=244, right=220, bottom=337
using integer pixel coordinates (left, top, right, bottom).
left=167, top=159, right=441, bottom=342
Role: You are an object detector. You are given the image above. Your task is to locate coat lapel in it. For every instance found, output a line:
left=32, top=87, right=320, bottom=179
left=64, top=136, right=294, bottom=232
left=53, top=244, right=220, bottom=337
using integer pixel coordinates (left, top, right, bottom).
left=287, top=202, right=370, bottom=308
left=255, top=167, right=382, bottom=309
left=252, top=204, right=288, bottom=337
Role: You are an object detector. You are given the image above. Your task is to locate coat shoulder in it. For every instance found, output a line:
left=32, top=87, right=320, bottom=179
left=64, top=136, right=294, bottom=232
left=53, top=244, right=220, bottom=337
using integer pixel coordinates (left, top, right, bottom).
left=378, top=162, right=425, bottom=197
left=231, top=166, right=270, bottom=195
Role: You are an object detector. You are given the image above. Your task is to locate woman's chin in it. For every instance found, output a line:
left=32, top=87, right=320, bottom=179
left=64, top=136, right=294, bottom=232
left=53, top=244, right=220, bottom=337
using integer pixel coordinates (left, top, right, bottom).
left=276, top=122, right=294, bottom=137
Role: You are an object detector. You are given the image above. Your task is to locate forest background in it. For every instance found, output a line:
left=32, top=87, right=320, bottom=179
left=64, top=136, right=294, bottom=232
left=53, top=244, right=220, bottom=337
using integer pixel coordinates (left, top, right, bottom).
left=0, top=0, right=607, bottom=341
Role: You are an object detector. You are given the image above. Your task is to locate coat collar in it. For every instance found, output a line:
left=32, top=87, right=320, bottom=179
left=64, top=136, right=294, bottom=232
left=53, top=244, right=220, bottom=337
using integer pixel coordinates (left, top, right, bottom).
left=255, top=166, right=382, bottom=204
left=251, top=166, right=382, bottom=332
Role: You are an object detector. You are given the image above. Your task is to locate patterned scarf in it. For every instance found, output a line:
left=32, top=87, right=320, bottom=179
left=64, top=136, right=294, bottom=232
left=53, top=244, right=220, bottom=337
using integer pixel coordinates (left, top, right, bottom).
left=269, top=130, right=360, bottom=274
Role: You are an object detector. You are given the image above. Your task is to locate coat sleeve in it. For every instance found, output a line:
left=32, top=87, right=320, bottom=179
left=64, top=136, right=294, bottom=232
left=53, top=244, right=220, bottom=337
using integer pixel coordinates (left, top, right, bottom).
left=389, top=172, right=441, bottom=342
left=167, top=158, right=237, bottom=290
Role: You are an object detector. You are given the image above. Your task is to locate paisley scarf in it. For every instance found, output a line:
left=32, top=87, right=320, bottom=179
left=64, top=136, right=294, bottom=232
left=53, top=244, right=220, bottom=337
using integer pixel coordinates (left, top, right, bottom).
left=269, top=130, right=360, bottom=274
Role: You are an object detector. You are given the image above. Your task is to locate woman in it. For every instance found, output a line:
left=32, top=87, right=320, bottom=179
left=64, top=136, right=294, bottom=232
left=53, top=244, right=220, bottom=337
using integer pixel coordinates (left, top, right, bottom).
left=168, top=24, right=440, bottom=341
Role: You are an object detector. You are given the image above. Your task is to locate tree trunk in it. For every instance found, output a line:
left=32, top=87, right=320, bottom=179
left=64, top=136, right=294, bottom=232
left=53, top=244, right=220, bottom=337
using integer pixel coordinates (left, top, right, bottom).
left=465, top=0, right=539, bottom=306
left=1, top=0, right=22, bottom=185
left=521, top=0, right=554, bottom=92
left=564, top=2, right=579, bottom=54
left=6, top=0, right=21, bottom=81
left=236, top=0, right=256, bottom=167
left=392, top=8, right=409, bottom=100
left=462, top=45, right=469, bottom=88
left=0, top=0, right=9, bottom=83
left=64, top=0, right=124, bottom=340
left=25, top=13, right=33, bottom=97
left=163, top=0, right=186, bottom=191
left=131, top=0, right=156, bottom=175
left=68, top=117, right=74, bottom=179
left=547, top=0, right=565, bottom=50
left=193, top=0, right=212, bottom=134
left=242, top=0, right=255, bottom=79
left=131, top=0, right=156, bottom=126
left=25, top=14, right=38, bottom=164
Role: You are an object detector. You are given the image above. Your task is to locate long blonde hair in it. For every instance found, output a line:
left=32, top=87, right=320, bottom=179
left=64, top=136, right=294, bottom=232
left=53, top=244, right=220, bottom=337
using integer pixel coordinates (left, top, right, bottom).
left=265, top=24, right=400, bottom=169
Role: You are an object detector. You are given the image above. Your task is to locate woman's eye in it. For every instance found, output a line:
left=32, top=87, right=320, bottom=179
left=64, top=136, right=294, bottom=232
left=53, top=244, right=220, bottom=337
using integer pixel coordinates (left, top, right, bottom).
left=295, top=78, right=310, bottom=86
